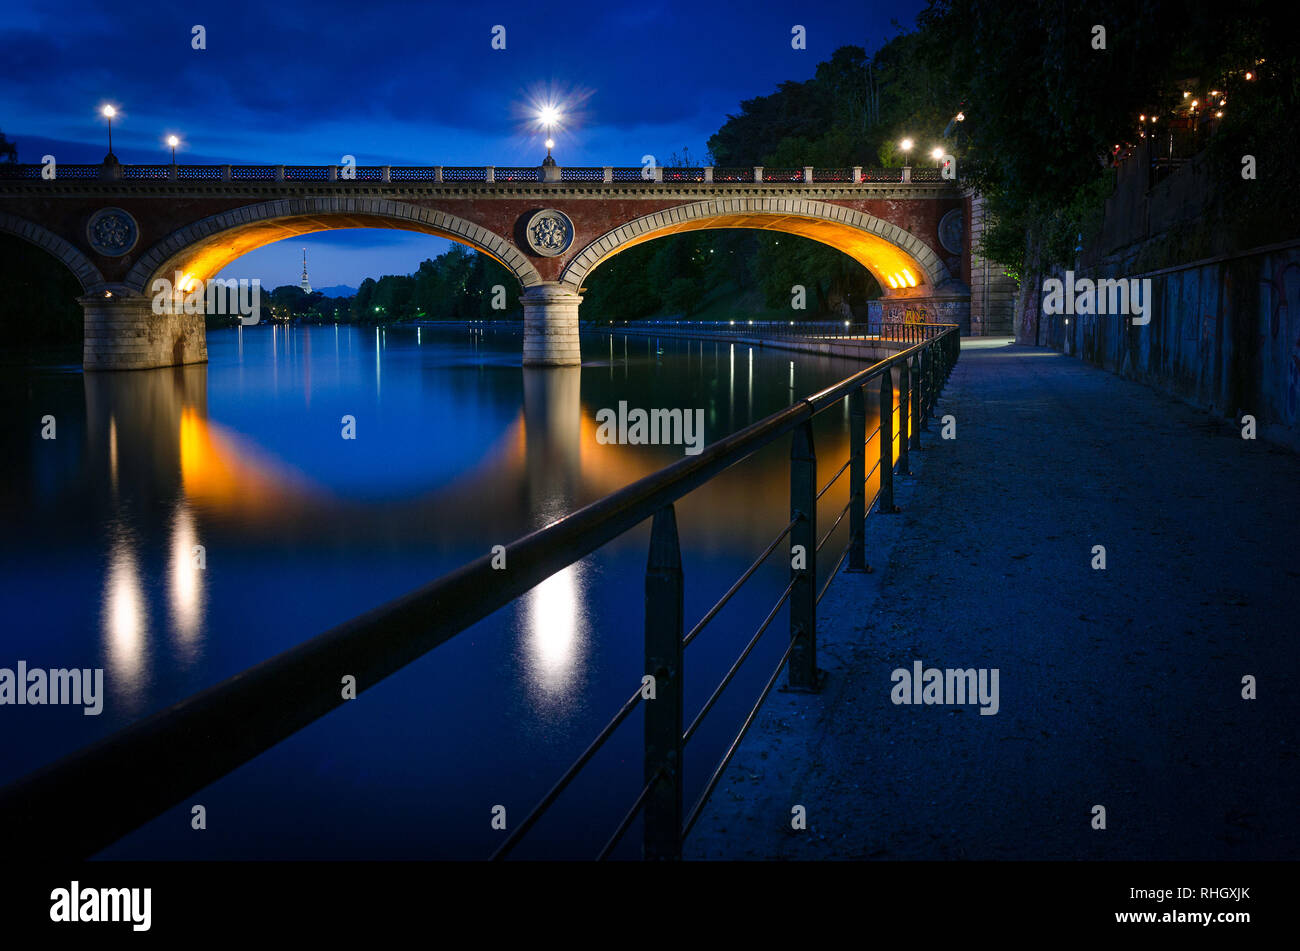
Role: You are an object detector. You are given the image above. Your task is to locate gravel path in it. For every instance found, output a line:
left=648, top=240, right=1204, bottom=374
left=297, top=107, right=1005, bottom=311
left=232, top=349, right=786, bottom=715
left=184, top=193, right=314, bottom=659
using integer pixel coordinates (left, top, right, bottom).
left=686, top=339, right=1300, bottom=861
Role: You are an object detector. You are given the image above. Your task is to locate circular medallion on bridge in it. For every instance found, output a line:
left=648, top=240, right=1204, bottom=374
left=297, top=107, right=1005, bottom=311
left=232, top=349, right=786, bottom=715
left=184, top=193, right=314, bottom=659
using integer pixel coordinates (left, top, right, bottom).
left=86, top=207, right=139, bottom=257
left=938, top=209, right=963, bottom=255
left=523, top=208, right=574, bottom=257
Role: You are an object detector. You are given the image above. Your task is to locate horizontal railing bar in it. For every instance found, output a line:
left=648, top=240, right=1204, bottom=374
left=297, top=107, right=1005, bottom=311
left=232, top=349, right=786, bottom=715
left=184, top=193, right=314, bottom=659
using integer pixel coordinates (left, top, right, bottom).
left=816, top=497, right=854, bottom=553
left=682, top=575, right=799, bottom=745
left=682, top=637, right=797, bottom=839
left=597, top=771, right=662, bottom=861
left=816, top=457, right=852, bottom=501
left=491, top=681, right=645, bottom=861
left=682, top=516, right=798, bottom=649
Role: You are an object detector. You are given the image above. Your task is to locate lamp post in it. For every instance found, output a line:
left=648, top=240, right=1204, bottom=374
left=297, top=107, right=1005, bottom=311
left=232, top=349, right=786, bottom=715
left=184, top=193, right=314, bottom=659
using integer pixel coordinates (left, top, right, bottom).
left=101, top=105, right=117, bottom=161
left=538, top=105, right=561, bottom=165
left=167, top=135, right=179, bottom=165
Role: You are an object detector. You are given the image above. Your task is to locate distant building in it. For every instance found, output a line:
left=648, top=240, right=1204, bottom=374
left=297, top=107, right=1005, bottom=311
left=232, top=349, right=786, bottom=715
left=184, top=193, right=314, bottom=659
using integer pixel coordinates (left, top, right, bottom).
left=299, top=247, right=312, bottom=293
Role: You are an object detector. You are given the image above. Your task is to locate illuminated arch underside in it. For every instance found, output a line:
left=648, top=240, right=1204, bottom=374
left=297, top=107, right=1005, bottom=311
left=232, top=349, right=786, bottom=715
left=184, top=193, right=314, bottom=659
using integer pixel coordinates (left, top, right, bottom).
left=562, top=200, right=949, bottom=294
left=127, top=199, right=542, bottom=294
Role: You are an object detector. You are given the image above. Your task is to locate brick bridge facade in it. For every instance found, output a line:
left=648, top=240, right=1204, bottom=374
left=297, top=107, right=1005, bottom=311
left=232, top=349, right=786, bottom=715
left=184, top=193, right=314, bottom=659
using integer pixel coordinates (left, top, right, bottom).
left=0, top=162, right=972, bottom=369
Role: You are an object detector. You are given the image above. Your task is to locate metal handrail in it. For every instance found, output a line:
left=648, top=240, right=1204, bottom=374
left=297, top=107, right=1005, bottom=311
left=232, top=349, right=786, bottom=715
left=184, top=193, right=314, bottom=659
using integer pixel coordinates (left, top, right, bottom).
left=0, top=324, right=959, bottom=861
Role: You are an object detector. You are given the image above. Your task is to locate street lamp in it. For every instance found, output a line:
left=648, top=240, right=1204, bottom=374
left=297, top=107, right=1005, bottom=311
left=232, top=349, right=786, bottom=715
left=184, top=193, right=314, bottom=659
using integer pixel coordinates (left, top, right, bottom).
left=899, top=138, right=914, bottom=153
left=101, top=104, right=117, bottom=160
left=930, top=146, right=944, bottom=163
left=167, top=135, right=179, bottom=165
left=538, top=104, right=562, bottom=165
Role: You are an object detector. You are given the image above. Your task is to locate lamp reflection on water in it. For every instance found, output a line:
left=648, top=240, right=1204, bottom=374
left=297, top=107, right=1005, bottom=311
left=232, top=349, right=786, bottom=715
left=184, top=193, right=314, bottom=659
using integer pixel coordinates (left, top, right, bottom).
left=522, top=560, right=589, bottom=701
left=168, top=501, right=206, bottom=662
left=102, top=522, right=149, bottom=709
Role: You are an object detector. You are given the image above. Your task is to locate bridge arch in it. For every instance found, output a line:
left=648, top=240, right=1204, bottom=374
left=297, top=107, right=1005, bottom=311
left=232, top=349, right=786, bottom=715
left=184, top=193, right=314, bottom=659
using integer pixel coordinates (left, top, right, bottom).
left=559, top=197, right=953, bottom=293
left=0, top=210, right=106, bottom=290
left=124, top=197, right=543, bottom=295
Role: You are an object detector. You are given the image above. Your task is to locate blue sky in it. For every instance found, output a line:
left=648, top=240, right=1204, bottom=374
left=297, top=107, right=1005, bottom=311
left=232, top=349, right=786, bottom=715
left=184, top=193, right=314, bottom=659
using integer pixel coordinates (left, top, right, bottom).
left=1, top=0, right=925, bottom=288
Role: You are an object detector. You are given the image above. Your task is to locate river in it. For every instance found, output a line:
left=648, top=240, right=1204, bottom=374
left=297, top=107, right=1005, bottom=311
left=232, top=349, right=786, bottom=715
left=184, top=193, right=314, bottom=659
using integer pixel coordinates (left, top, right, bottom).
left=0, top=322, right=888, bottom=859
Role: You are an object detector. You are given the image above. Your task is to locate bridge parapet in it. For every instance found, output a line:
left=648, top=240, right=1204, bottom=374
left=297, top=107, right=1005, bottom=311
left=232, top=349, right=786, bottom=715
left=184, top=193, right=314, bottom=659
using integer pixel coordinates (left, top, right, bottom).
left=0, top=163, right=951, bottom=186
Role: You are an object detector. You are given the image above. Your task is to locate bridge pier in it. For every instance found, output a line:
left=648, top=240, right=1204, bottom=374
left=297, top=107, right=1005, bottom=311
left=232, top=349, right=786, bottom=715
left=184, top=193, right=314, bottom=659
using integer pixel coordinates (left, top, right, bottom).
left=80, top=292, right=207, bottom=371
left=521, top=283, right=583, bottom=366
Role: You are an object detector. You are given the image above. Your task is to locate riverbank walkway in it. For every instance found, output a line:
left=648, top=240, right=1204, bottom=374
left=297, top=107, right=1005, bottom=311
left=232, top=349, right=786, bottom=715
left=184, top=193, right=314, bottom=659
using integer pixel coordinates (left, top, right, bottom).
left=687, top=338, right=1300, bottom=861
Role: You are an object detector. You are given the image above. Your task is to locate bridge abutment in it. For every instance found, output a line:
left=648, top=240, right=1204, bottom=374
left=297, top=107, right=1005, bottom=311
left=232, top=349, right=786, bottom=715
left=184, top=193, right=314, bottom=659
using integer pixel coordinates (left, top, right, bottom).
left=521, top=283, right=583, bottom=366
left=80, top=292, right=207, bottom=371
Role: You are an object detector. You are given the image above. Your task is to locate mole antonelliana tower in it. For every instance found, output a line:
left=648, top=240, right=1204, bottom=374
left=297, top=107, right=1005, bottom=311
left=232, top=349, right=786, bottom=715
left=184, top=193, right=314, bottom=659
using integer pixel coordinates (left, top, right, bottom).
left=299, top=247, right=312, bottom=293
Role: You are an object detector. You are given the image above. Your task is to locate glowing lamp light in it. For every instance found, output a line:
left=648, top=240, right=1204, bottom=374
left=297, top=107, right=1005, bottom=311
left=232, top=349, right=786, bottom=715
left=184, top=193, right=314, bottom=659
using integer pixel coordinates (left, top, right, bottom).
left=930, top=147, right=943, bottom=160
left=538, top=105, right=562, bottom=128
left=545, top=138, right=554, bottom=150
left=1215, top=110, right=1223, bottom=118
left=1244, top=71, right=1254, bottom=81
left=955, top=112, right=965, bottom=121
left=101, top=104, right=116, bottom=118
left=899, top=138, right=914, bottom=152
left=167, top=135, right=179, bottom=147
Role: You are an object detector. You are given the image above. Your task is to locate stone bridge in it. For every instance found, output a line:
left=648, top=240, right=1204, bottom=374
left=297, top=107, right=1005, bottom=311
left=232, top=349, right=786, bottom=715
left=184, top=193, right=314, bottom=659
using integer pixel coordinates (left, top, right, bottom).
left=0, top=160, right=973, bottom=369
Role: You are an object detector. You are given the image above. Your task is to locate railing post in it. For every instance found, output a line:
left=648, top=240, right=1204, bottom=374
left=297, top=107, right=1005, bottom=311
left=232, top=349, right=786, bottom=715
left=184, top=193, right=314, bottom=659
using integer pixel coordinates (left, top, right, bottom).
left=788, top=421, right=821, bottom=691
left=909, top=353, right=923, bottom=450
left=653, top=166, right=663, bottom=183
left=754, top=166, right=763, bottom=183
left=920, top=347, right=931, bottom=432
left=275, top=165, right=285, bottom=182
left=328, top=165, right=338, bottom=182
left=848, top=386, right=866, bottom=570
left=484, top=166, right=494, bottom=183
left=381, top=165, right=391, bottom=183
left=644, top=505, right=684, bottom=861
left=221, top=164, right=231, bottom=182
left=603, top=166, right=612, bottom=183
left=879, top=367, right=896, bottom=513
left=852, top=165, right=862, bottom=183
left=704, top=166, right=713, bottom=183
left=898, top=359, right=911, bottom=476
left=433, top=166, right=443, bottom=183
left=803, top=166, right=813, bottom=184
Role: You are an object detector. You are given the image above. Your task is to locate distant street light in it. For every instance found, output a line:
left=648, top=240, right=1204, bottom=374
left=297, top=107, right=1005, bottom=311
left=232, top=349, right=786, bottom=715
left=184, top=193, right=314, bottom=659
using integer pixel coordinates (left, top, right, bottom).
left=167, top=135, right=179, bottom=164
left=538, top=105, right=562, bottom=130
left=930, top=146, right=944, bottom=162
left=538, top=104, right=562, bottom=164
left=101, top=104, right=117, bottom=159
left=899, top=138, right=914, bottom=153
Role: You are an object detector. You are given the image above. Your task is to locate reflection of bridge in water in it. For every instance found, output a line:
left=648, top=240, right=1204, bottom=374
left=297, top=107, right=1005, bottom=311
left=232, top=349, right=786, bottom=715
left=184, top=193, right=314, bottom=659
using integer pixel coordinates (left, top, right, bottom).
left=85, top=360, right=825, bottom=549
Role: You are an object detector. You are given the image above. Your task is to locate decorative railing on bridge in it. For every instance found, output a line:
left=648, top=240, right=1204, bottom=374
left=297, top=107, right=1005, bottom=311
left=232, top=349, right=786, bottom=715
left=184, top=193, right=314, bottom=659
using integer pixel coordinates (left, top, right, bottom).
left=0, top=324, right=959, bottom=862
left=0, top=162, right=957, bottom=186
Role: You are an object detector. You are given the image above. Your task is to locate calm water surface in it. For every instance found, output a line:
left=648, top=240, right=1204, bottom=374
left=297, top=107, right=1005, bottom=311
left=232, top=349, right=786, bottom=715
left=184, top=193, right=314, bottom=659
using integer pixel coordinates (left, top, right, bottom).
left=0, top=323, right=890, bottom=858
